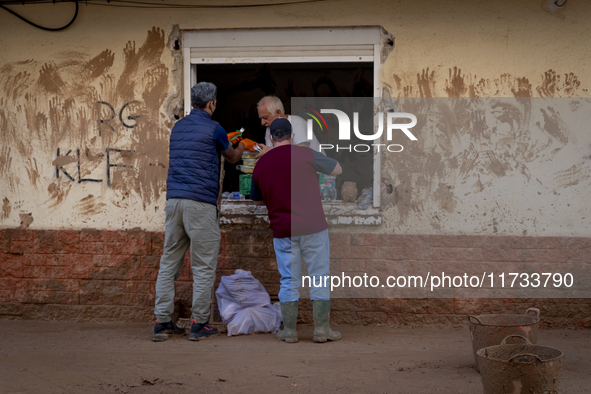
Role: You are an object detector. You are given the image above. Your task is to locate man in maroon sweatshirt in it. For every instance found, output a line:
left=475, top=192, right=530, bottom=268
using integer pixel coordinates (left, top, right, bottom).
left=251, top=118, right=342, bottom=343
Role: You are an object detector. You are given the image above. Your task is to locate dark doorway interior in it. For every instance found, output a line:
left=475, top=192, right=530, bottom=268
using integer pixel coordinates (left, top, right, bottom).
left=196, top=62, right=374, bottom=196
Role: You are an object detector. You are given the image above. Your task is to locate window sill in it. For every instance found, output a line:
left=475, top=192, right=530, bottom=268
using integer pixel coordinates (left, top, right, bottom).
left=219, top=200, right=381, bottom=226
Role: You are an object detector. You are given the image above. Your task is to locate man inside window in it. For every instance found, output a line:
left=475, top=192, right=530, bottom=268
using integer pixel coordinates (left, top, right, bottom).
left=256, top=95, right=322, bottom=156
left=251, top=117, right=342, bottom=343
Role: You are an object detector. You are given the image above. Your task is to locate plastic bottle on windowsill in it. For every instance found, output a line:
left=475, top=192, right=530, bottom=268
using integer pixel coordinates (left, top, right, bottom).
left=317, top=173, right=325, bottom=196
left=356, top=187, right=373, bottom=210
left=322, top=175, right=337, bottom=201
left=228, top=192, right=245, bottom=201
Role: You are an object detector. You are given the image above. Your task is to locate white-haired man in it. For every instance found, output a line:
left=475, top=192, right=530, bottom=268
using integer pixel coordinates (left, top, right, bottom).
left=257, top=96, right=321, bottom=156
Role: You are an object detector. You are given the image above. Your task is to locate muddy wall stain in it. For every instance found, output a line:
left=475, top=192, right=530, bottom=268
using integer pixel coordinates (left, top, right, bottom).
left=19, top=213, right=33, bottom=229
left=539, top=106, right=568, bottom=145
left=0, top=146, right=11, bottom=177
left=76, top=194, right=107, bottom=216
left=386, top=66, right=588, bottom=228
left=553, top=163, right=590, bottom=188
left=444, top=67, right=468, bottom=97
left=25, top=158, right=40, bottom=189
left=0, top=27, right=171, bottom=217
left=1, top=198, right=10, bottom=220
left=46, top=181, right=72, bottom=208
left=393, top=68, right=586, bottom=99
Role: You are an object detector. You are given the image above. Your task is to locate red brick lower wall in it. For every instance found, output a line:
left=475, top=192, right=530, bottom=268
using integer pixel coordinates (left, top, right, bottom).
left=0, top=228, right=590, bottom=328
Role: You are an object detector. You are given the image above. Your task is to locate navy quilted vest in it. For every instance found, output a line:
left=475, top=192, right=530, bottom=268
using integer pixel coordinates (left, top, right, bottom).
left=166, top=109, right=221, bottom=206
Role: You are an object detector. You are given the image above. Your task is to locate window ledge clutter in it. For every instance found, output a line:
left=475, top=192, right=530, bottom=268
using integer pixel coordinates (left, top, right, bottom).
left=220, top=201, right=381, bottom=226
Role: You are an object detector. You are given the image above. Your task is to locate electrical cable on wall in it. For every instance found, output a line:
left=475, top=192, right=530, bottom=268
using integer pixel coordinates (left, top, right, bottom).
left=0, top=0, right=325, bottom=30
left=0, top=0, right=325, bottom=8
left=0, top=0, right=78, bottom=31
left=82, top=0, right=325, bottom=8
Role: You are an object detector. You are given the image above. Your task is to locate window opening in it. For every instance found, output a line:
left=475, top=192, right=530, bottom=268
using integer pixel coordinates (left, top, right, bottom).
left=182, top=26, right=389, bottom=208
left=195, top=62, right=374, bottom=197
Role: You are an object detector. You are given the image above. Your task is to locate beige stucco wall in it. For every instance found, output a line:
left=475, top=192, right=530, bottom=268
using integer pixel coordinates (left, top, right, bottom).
left=0, top=0, right=590, bottom=236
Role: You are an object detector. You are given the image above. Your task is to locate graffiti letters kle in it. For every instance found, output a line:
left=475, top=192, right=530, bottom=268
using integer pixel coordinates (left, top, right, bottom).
left=54, top=100, right=137, bottom=186
left=55, top=147, right=133, bottom=186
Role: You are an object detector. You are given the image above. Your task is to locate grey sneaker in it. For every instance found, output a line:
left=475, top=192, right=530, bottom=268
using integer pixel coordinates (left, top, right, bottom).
left=152, top=320, right=186, bottom=342
left=189, top=320, right=219, bottom=341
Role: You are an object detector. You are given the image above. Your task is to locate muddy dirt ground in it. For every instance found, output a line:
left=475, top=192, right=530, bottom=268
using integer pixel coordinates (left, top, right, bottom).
left=0, top=320, right=589, bottom=393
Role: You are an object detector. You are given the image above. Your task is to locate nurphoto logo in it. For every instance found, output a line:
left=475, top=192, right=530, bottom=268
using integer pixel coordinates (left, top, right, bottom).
left=304, top=108, right=418, bottom=153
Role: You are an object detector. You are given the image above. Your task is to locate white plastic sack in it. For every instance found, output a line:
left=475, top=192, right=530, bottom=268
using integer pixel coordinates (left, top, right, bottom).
left=215, top=270, right=282, bottom=336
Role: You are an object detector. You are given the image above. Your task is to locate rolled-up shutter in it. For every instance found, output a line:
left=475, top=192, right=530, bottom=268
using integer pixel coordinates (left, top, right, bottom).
left=183, top=27, right=380, bottom=64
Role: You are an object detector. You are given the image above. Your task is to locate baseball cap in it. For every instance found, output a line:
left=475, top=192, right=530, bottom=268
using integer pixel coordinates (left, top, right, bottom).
left=270, top=118, right=292, bottom=137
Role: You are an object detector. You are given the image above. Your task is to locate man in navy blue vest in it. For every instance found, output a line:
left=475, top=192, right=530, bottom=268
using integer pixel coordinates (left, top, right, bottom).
left=152, top=82, right=255, bottom=342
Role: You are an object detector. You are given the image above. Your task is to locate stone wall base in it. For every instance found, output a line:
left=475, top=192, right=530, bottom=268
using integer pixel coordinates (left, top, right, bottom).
left=1, top=229, right=590, bottom=328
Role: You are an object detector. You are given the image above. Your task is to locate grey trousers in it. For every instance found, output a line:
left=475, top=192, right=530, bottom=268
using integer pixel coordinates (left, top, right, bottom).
left=154, top=198, right=220, bottom=324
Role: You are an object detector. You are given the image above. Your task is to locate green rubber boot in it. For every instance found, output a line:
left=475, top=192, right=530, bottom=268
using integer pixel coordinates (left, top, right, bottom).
left=277, top=301, right=299, bottom=343
left=313, top=300, right=341, bottom=343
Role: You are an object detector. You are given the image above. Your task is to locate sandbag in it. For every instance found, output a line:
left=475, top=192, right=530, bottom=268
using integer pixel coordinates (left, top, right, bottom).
left=215, top=270, right=282, bottom=336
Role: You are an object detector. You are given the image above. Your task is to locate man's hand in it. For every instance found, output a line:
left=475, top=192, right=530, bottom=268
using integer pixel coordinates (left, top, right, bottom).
left=241, top=138, right=260, bottom=152
left=255, top=144, right=272, bottom=159
left=221, top=142, right=245, bottom=164
left=227, top=131, right=243, bottom=143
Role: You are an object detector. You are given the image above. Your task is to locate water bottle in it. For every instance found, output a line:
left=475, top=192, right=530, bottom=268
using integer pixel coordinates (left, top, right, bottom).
left=323, top=186, right=337, bottom=201
left=317, top=173, right=325, bottom=197
left=356, top=187, right=373, bottom=210
left=228, top=191, right=244, bottom=201
left=322, top=175, right=337, bottom=201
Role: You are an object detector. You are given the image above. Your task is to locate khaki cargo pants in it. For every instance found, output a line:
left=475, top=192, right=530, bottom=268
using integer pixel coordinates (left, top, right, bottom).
left=154, top=198, right=220, bottom=324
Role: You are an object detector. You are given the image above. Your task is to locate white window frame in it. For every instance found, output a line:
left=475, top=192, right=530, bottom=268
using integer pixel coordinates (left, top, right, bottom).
left=182, top=27, right=386, bottom=208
